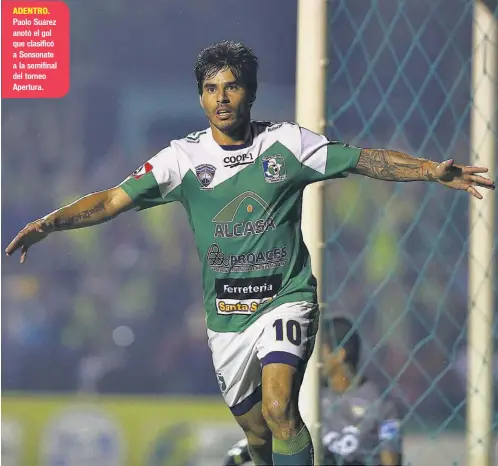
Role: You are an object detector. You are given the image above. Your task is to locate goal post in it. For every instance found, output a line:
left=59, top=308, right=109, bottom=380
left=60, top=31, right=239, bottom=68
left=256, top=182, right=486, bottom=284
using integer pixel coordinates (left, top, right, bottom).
left=295, top=0, right=328, bottom=464
left=467, top=1, right=496, bottom=465
left=297, top=1, right=497, bottom=465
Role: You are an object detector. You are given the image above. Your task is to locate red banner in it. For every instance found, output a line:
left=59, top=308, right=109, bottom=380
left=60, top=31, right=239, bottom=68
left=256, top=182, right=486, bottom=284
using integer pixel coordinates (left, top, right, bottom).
left=2, top=1, right=70, bottom=98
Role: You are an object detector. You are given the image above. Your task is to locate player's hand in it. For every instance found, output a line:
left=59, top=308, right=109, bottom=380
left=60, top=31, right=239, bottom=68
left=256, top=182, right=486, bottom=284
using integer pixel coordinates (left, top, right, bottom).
left=434, top=159, right=495, bottom=199
left=5, top=219, right=54, bottom=263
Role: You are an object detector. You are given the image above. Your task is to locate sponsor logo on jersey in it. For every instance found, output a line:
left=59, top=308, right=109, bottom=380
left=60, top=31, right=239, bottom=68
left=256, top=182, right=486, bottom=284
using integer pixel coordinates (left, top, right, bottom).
left=258, top=121, right=284, bottom=132
left=206, top=243, right=288, bottom=273
left=350, top=397, right=368, bottom=419
left=379, top=419, right=400, bottom=440
left=215, top=275, right=282, bottom=315
left=351, top=405, right=366, bottom=418
left=262, top=154, right=287, bottom=183
left=323, top=426, right=360, bottom=457
left=223, top=153, right=254, bottom=168
left=266, top=123, right=282, bottom=132
left=195, top=164, right=216, bottom=190
left=213, top=191, right=276, bottom=238
left=214, top=218, right=275, bottom=238
left=131, top=161, right=153, bottom=180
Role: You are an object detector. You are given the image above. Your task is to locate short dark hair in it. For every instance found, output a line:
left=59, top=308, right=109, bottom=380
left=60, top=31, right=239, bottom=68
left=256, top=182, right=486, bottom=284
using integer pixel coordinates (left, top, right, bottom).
left=324, top=317, right=361, bottom=368
left=194, top=40, right=259, bottom=98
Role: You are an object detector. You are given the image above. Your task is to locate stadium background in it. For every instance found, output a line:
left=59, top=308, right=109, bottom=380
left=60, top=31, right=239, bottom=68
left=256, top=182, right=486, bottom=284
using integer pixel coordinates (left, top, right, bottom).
left=2, top=0, right=497, bottom=465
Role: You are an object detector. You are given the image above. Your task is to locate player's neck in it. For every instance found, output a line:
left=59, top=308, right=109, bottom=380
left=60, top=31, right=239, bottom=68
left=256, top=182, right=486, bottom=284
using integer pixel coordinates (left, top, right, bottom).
left=211, top=121, right=252, bottom=146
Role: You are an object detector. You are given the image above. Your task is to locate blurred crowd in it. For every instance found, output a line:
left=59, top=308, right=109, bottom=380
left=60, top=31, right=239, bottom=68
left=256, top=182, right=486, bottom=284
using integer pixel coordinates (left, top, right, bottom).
left=2, top=95, right=217, bottom=395
left=2, top=0, right=497, bottom=428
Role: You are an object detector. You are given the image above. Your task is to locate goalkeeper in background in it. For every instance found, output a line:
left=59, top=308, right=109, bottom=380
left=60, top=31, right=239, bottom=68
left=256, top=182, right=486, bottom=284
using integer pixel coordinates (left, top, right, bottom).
left=222, top=316, right=403, bottom=466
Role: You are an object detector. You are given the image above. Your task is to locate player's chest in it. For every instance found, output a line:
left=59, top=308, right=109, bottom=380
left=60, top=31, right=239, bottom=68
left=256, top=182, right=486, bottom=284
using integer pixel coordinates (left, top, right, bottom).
left=181, top=147, right=298, bottom=206
left=323, top=398, right=378, bottom=434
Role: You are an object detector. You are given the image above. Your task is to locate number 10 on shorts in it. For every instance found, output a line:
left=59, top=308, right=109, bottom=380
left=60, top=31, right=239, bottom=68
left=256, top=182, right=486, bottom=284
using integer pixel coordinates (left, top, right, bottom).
left=273, top=318, right=302, bottom=346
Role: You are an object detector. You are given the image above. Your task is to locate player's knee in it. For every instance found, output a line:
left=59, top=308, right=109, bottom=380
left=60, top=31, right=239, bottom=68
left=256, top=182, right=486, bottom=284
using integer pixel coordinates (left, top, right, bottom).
left=261, top=390, right=300, bottom=439
left=261, top=364, right=301, bottom=429
left=262, top=394, right=292, bottom=423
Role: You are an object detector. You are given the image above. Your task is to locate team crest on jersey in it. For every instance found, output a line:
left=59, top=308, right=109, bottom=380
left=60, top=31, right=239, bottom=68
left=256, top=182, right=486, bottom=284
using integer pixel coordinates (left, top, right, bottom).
left=262, top=155, right=287, bottom=183
left=131, top=161, right=153, bottom=180
left=351, top=405, right=366, bottom=419
left=195, top=164, right=216, bottom=190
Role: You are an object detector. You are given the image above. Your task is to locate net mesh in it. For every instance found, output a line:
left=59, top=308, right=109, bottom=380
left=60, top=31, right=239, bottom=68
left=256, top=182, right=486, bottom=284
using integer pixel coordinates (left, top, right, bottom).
left=323, top=1, right=497, bottom=464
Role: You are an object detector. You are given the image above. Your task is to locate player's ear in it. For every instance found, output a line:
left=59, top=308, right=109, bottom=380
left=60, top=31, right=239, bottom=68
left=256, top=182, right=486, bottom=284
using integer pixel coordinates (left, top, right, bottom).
left=199, top=94, right=204, bottom=109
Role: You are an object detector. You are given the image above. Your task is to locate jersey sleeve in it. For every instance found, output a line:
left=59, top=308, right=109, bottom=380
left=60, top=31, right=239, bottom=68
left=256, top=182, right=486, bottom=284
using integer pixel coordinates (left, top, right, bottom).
left=119, top=146, right=183, bottom=211
left=297, top=126, right=361, bottom=184
left=378, top=399, right=402, bottom=453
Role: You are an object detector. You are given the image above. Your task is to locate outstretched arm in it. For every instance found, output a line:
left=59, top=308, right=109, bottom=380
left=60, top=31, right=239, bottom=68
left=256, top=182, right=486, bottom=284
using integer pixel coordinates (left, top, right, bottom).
left=43, top=186, right=133, bottom=230
left=351, top=149, right=438, bottom=182
left=349, top=148, right=495, bottom=199
left=5, top=186, right=134, bottom=263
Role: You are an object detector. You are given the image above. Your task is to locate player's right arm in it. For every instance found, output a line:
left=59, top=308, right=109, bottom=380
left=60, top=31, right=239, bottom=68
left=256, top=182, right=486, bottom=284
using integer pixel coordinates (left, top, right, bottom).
left=5, top=186, right=134, bottom=263
left=6, top=144, right=183, bottom=263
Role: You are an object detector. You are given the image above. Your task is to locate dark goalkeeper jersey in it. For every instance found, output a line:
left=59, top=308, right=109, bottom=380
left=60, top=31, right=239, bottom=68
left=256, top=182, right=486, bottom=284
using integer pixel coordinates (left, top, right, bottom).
left=321, top=379, right=402, bottom=465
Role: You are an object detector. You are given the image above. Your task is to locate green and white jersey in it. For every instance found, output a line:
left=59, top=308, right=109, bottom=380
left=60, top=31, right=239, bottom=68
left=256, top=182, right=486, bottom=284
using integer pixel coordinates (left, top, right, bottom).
left=119, top=121, right=361, bottom=333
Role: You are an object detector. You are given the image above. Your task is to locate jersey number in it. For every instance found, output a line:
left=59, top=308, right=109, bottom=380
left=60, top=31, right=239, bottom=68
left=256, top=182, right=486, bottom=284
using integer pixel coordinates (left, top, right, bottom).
left=273, top=319, right=302, bottom=346
left=323, top=426, right=360, bottom=457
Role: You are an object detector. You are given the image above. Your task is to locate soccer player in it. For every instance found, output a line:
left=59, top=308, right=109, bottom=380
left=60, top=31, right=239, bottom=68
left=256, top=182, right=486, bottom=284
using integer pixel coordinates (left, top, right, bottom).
left=222, top=316, right=403, bottom=466
left=320, top=317, right=402, bottom=466
left=5, top=41, right=494, bottom=466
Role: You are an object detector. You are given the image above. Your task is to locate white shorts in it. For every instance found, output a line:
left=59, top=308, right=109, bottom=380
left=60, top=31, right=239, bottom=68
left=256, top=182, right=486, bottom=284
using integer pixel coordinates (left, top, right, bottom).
left=207, top=301, right=319, bottom=416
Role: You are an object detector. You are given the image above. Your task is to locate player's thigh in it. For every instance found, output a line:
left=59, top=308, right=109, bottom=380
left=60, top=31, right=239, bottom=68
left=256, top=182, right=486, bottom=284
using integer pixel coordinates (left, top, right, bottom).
left=207, top=322, right=266, bottom=419
left=257, top=301, right=319, bottom=420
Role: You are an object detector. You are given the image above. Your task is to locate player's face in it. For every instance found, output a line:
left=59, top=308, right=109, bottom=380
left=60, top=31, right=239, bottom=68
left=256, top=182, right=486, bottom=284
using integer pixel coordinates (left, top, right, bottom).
left=200, top=68, right=252, bottom=134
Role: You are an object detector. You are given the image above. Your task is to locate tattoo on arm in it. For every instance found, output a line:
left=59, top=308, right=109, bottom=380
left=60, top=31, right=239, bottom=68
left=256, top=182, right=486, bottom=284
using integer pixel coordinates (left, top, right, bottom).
left=352, top=149, right=438, bottom=182
left=54, top=202, right=107, bottom=229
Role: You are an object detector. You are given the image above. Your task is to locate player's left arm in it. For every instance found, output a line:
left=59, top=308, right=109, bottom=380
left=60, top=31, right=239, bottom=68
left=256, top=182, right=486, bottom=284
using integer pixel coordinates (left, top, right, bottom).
left=296, top=126, right=494, bottom=199
left=378, top=400, right=403, bottom=466
left=349, top=148, right=495, bottom=199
